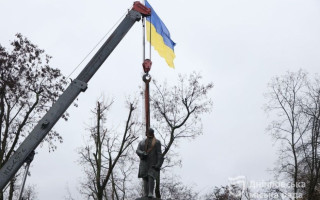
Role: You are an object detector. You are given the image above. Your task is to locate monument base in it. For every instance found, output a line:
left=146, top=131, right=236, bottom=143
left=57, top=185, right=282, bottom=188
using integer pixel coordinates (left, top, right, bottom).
left=135, top=197, right=161, bottom=200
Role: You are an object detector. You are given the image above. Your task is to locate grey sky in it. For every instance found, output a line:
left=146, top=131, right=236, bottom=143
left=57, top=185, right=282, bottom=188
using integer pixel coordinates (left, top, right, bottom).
left=1, top=0, right=320, bottom=199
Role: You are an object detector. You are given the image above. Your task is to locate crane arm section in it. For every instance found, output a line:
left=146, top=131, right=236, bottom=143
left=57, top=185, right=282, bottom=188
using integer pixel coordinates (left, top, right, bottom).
left=0, top=2, right=150, bottom=190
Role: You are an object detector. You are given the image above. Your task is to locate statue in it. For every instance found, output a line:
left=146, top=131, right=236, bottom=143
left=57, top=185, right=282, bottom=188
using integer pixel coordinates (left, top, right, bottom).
left=136, top=128, right=163, bottom=199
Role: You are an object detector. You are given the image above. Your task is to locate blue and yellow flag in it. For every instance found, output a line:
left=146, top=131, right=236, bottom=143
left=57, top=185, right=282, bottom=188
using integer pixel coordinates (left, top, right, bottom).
left=145, top=0, right=176, bottom=68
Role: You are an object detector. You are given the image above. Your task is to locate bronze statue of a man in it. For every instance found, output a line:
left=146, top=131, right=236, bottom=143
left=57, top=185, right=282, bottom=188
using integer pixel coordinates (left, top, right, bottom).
left=136, top=128, right=163, bottom=198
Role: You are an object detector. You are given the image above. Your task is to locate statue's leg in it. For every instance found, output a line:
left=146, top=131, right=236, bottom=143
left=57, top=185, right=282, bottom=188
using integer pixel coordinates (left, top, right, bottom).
left=148, top=175, right=155, bottom=198
left=143, top=177, right=148, bottom=197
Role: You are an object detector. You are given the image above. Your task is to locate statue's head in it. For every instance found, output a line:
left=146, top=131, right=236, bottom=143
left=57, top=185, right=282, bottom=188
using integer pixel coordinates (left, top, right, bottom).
left=147, top=128, right=154, bottom=138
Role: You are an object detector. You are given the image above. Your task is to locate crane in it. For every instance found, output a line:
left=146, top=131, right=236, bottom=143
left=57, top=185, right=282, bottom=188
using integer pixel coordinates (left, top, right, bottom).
left=0, top=1, right=151, bottom=190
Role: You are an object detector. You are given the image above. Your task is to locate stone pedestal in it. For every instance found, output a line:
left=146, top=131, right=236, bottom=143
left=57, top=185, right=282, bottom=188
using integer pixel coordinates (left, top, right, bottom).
left=135, top=197, right=161, bottom=200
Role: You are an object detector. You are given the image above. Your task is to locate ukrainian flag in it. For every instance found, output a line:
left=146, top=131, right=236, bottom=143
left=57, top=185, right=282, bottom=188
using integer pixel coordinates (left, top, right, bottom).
left=145, top=0, right=176, bottom=68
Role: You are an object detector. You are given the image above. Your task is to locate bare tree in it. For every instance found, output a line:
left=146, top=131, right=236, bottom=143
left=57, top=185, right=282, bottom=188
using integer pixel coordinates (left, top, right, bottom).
left=160, top=176, right=199, bottom=200
left=151, top=72, right=213, bottom=198
left=21, top=185, right=38, bottom=200
left=265, top=70, right=320, bottom=199
left=78, top=72, right=213, bottom=199
left=64, top=184, right=76, bottom=200
left=204, top=185, right=252, bottom=200
left=78, top=99, right=140, bottom=200
left=109, top=149, right=140, bottom=199
left=265, top=70, right=306, bottom=199
left=0, top=34, right=67, bottom=200
left=297, top=74, right=320, bottom=200
left=3, top=172, right=35, bottom=200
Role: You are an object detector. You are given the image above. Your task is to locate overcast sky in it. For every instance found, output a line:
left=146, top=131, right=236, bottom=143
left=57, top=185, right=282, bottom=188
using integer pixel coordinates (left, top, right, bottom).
left=1, top=0, right=320, bottom=199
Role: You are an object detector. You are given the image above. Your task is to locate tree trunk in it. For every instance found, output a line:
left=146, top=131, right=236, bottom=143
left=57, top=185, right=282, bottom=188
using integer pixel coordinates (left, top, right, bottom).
left=292, top=141, right=298, bottom=200
left=8, top=179, right=15, bottom=200
left=97, top=189, right=103, bottom=200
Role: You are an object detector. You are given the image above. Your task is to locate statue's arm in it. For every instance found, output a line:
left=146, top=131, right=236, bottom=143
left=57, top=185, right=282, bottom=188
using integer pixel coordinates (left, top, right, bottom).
left=155, top=141, right=164, bottom=169
left=136, top=142, right=145, bottom=158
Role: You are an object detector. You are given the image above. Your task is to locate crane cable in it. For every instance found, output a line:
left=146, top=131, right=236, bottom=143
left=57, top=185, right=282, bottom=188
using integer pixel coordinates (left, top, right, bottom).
left=66, top=9, right=130, bottom=80
left=141, top=5, right=153, bottom=136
